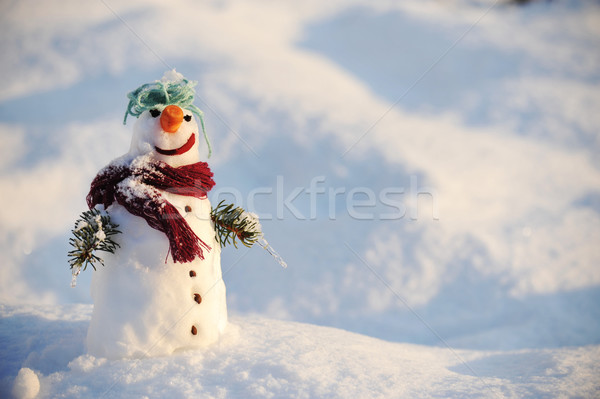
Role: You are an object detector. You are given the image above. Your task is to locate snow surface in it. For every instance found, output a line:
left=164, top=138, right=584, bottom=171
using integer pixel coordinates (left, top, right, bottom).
left=2, top=304, right=599, bottom=398
left=1, top=0, right=600, bottom=397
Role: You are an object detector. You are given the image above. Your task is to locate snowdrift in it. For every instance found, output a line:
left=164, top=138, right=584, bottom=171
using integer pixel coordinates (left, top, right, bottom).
left=2, top=305, right=598, bottom=398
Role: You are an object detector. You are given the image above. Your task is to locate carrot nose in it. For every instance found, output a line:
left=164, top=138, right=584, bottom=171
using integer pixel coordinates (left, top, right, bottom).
left=160, top=105, right=184, bottom=133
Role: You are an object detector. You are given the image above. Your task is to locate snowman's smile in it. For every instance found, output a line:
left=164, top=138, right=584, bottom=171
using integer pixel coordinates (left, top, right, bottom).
left=155, top=134, right=195, bottom=156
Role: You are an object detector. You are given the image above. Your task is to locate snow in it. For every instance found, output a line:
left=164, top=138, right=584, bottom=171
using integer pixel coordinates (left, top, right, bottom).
left=86, top=132, right=227, bottom=358
left=160, top=69, right=185, bottom=84
left=2, top=304, right=599, bottom=398
left=11, top=368, right=39, bottom=399
left=1, top=0, right=599, bottom=397
left=86, top=197, right=227, bottom=359
left=73, top=221, right=88, bottom=233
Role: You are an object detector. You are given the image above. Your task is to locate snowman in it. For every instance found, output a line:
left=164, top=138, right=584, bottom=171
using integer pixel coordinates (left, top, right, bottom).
left=85, top=70, right=227, bottom=359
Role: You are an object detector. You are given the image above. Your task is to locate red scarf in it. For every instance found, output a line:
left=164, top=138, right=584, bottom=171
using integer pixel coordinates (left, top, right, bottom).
left=87, top=158, right=216, bottom=263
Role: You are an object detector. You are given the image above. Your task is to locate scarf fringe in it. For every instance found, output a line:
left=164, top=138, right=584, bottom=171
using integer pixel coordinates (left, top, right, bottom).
left=162, top=202, right=211, bottom=263
left=87, top=159, right=215, bottom=264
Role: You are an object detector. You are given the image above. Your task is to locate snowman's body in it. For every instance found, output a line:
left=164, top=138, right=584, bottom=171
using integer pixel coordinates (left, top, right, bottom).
left=87, top=195, right=227, bottom=359
left=86, top=73, right=227, bottom=359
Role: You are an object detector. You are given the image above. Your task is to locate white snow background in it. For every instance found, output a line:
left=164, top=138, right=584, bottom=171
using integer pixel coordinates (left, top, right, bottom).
left=1, top=0, right=599, bottom=397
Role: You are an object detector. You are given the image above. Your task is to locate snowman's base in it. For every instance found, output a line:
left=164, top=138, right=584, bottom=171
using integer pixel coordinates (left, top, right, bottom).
left=86, top=203, right=227, bottom=359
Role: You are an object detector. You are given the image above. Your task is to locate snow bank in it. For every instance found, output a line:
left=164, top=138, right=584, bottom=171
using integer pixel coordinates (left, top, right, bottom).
left=1, top=305, right=598, bottom=398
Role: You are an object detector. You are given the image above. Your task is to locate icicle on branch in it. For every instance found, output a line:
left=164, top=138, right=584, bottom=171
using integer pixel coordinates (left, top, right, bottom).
left=211, top=200, right=287, bottom=268
left=257, top=237, right=288, bottom=269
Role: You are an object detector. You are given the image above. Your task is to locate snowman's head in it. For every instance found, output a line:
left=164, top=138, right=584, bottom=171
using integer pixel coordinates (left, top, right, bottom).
left=123, top=70, right=211, bottom=167
left=130, top=104, right=201, bottom=167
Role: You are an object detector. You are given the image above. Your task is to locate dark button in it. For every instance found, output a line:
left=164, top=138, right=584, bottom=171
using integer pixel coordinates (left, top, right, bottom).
left=185, top=205, right=192, bottom=213
left=189, top=270, right=196, bottom=277
left=191, top=325, right=197, bottom=335
left=194, top=293, right=202, bottom=304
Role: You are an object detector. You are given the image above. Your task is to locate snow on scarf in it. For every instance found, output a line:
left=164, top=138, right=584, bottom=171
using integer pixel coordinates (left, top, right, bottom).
left=87, top=157, right=216, bottom=263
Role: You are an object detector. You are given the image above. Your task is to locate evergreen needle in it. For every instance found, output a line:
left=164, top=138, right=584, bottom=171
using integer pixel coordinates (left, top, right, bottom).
left=68, top=208, right=121, bottom=276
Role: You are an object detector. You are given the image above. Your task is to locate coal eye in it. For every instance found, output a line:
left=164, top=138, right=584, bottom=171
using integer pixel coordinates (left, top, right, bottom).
left=149, top=109, right=161, bottom=118
left=184, top=115, right=192, bottom=122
